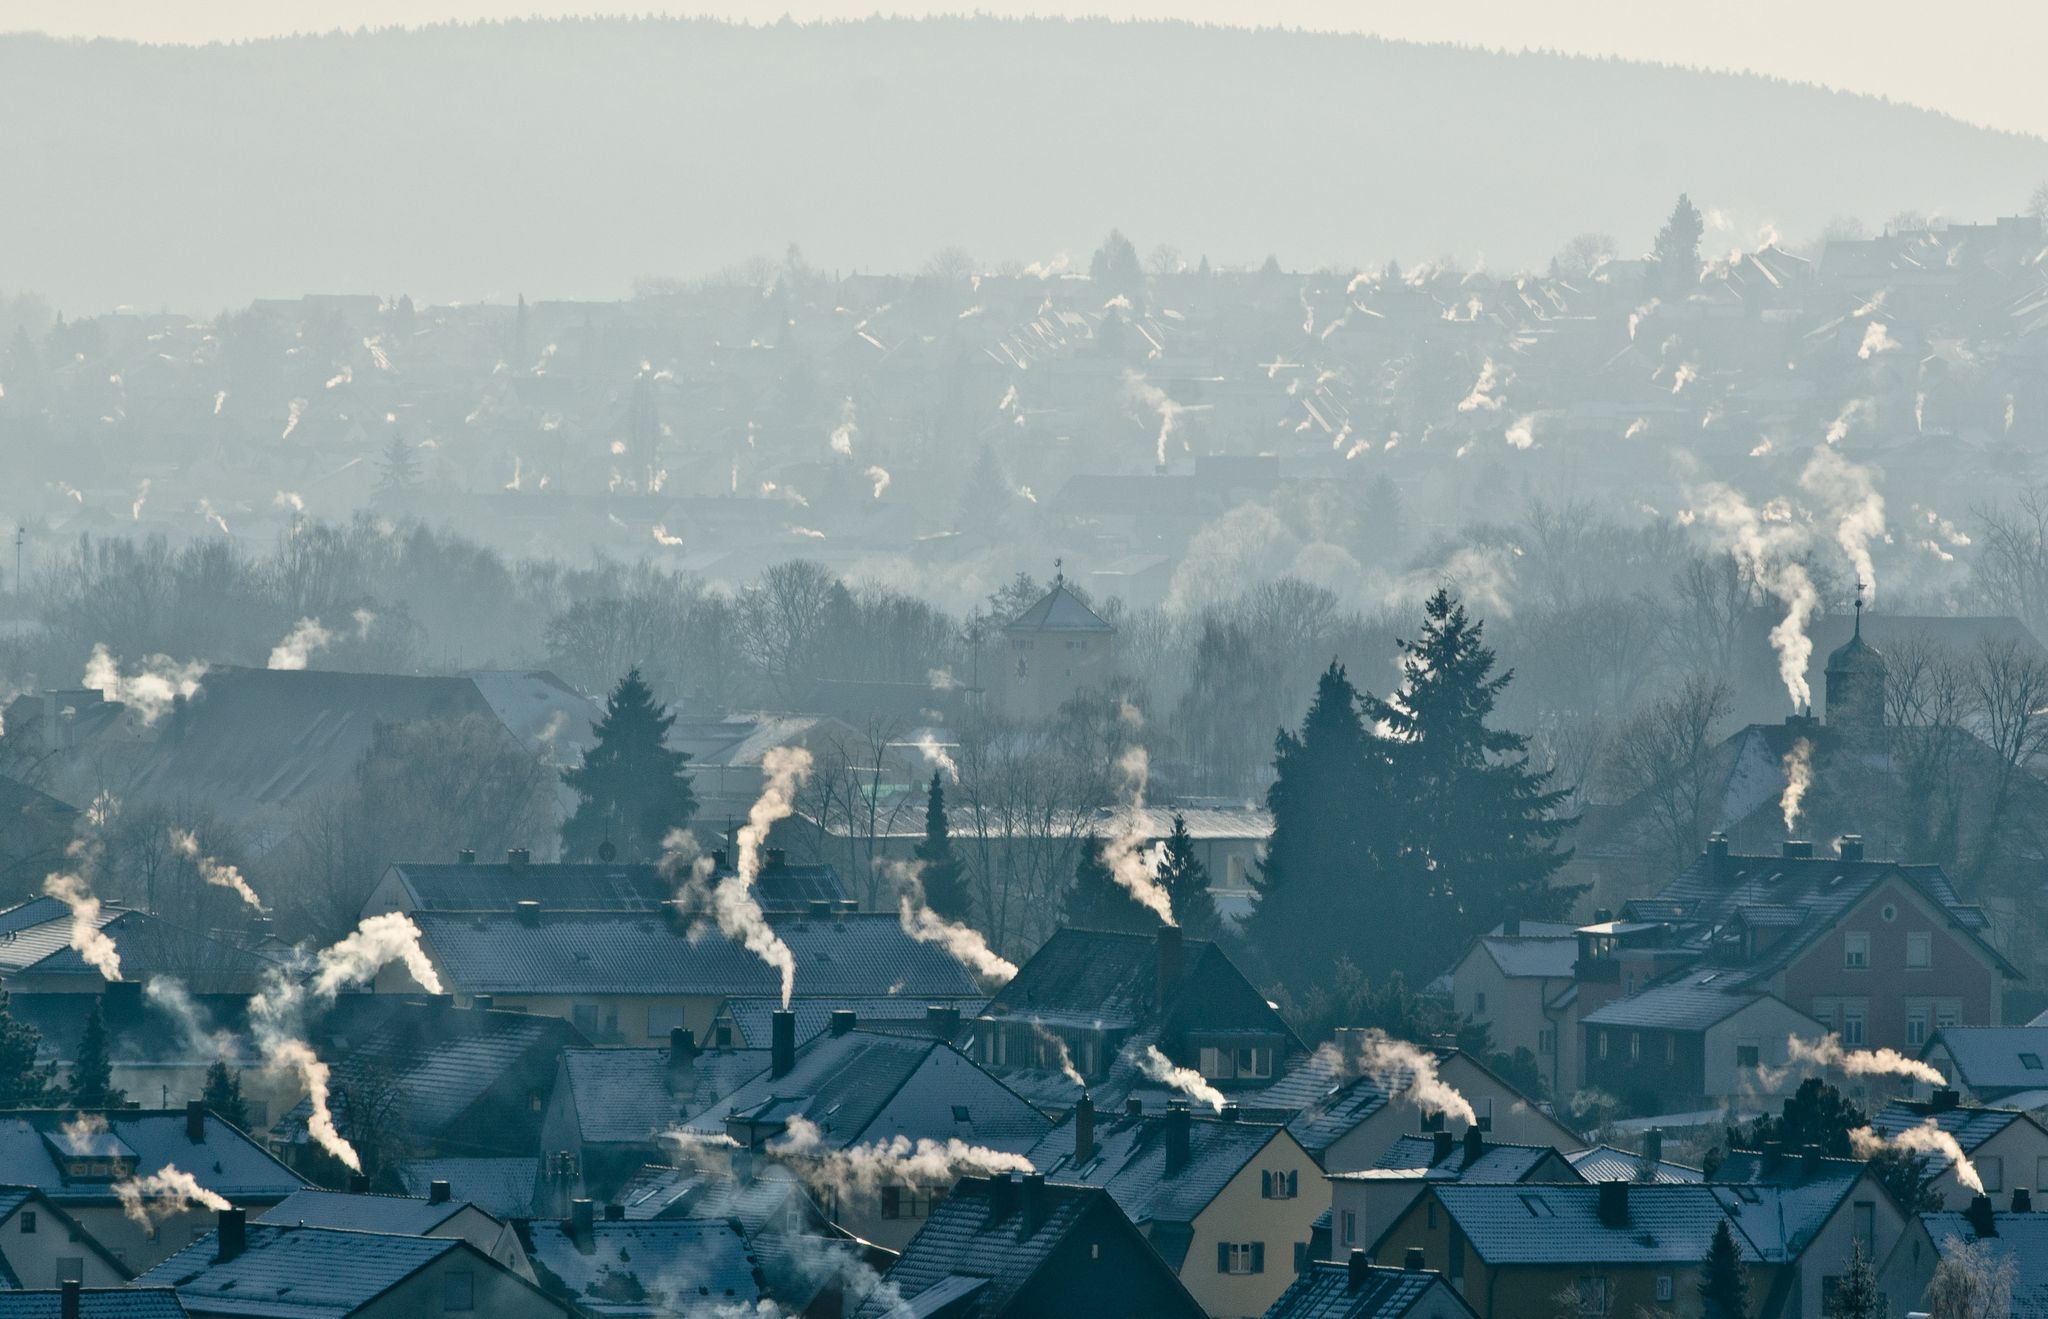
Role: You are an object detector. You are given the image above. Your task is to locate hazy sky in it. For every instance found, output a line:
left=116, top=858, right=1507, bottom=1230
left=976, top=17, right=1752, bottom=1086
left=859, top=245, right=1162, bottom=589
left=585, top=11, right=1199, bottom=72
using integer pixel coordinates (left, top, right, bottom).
left=6, top=2, right=2046, bottom=140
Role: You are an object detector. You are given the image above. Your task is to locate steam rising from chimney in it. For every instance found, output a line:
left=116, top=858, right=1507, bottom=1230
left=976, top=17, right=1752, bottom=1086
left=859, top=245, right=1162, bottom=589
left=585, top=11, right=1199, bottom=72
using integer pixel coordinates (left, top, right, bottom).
left=169, top=829, right=266, bottom=912
left=1783, top=1033, right=1944, bottom=1086
left=266, top=618, right=334, bottom=671
left=1030, top=1020, right=1086, bottom=1088
left=911, top=733, right=958, bottom=784
left=42, top=867, right=120, bottom=981
left=1851, top=1121, right=1980, bottom=1193
left=864, top=466, right=891, bottom=498
left=114, top=1166, right=230, bottom=1229
left=1098, top=705, right=1176, bottom=927
left=1800, top=447, right=1886, bottom=606
left=1780, top=737, right=1814, bottom=833
left=1349, top=1030, right=1478, bottom=1124
left=767, top=1115, right=1033, bottom=1194
left=892, top=860, right=1016, bottom=985
left=82, top=644, right=206, bottom=726
left=1692, top=486, right=1819, bottom=709
left=1132, top=1045, right=1225, bottom=1112
left=719, top=746, right=810, bottom=1007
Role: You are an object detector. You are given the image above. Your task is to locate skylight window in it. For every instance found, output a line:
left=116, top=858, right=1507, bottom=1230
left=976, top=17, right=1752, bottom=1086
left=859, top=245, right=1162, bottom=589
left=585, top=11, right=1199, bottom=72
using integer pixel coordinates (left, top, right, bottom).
left=2022, top=1054, right=2043, bottom=1071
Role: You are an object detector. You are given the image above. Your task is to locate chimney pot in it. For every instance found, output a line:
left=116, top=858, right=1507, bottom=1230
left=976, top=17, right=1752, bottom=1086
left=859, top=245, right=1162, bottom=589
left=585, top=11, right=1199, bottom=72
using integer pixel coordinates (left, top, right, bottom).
left=766, top=848, right=786, bottom=870
left=807, top=898, right=832, bottom=920
left=1155, top=925, right=1185, bottom=1011
left=457, top=848, right=476, bottom=864
left=429, top=1179, right=451, bottom=1205
left=1403, top=1246, right=1426, bottom=1274
left=1074, top=1093, right=1096, bottom=1165
left=1598, top=1180, right=1630, bottom=1226
left=186, top=1100, right=207, bottom=1144
left=1126, top=1097, right=1145, bottom=1119
left=1164, top=1102, right=1192, bottom=1176
left=215, top=1207, right=246, bottom=1263
left=515, top=899, right=541, bottom=927
left=2015, top=1188, right=2034, bottom=1214
left=1352, top=1249, right=1375, bottom=1288
left=1931, top=1087, right=1961, bottom=1112
left=829, top=1009, right=857, bottom=1036
left=925, top=1004, right=961, bottom=1040
left=1645, top=1127, right=1664, bottom=1166
left=1709, top=833, right=1731, bottom=863
left=1463, top=1125, right=1485, bottom=1166
left=1968, top=1193, right=1998, bottom=1238
left=507, top=847, right=529, bottom=867
left=1432, top=1130, right=1455, bottom=1164
left=770, top=1010, right=796, bottom=1079
left=1838, top=834, right=1865, bottom=862
left=1021, top=1172, right=1048, bottom=1233
left=1219, top=1103, right=1239, bottom=1123
left=60, top=1279, right=81, bottom=1319
left=1783, top=840, right=1814, bottom=859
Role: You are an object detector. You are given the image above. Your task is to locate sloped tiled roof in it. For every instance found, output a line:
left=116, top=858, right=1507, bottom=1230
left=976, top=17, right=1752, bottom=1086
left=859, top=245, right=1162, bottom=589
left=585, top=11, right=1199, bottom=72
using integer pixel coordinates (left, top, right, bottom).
left=1478, top=937, right=1580, bottom=980
left=1870, top=1099, right=2032, bottom=1175
left=1580, top=970, right=1792, bottom=1032
left=1921, top=1212, right=2048, bottom=1319
left=1566, top=1145, right=1703, bottom=1184
left=135, top=1225, right=471, bottom=1316
left=256, top=1188, right=476, bottom=1235
left=1928, top=1027, right=2048, bottom=1097
left=414, top=910, right=981, bottom=999
left=1360, top=1135, right=1577, bottom=1184
left=722, top=997, right=983, bottom=1049
left=385, top=858, right=844, bottom=915
left=0, top=1292, right=189, bottom=1319
left=1003, top=583, right=1112, bottom=633
left=1263, top=1262, right=1474, bottom=1319
left=1426, top=1184, right=1766, bottom=1265
left=1027, top=1111, right=1286, bottom=1265
left=680, top=1029, right=1050, bottom=1154
left=558, top=1046, right=769, bottom=1145
left=1706, top=1153, right=1869, bottom=1260
left=0, top=1110, right=306, bottom=1204
left=522, top=1219, right=761, bottom=1318
left=395, top=1158, right=540, bottom=1220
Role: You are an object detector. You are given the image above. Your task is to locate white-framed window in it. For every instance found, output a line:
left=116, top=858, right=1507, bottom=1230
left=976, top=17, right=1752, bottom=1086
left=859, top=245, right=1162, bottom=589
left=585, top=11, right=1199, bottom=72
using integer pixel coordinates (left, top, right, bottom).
left=1907, top=932, right=1932, bottom=968
left=1341, top=1210, right=1356, bottom=1245
left=1845, top=933, right=1870, bottom=969
left=1198, top=1045, right=1274, bottom=1080
left=1221, top=1242, right=1263, bottom=1275
left=1577, top=1276, right=1611, bottom=1315
left=1842, top=1008, right=1866, bottom=1046
left=1656, top=1276, right=1675, bottom=1303
left=1906, top=1007, right=1930, bottom=1047
left=1936, top=1002, right=1963, bottom=1029
left=1978, top=1156, right=2004, bottom=1193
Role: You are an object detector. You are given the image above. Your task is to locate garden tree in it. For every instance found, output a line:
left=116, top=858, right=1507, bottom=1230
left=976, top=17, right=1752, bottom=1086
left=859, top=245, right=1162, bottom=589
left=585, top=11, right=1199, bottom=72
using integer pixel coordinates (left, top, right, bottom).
left=1089, top=229, right=1143, bottom=302
left=1928, top=1238, right=2016, bottom=1319
left=1867, top=1143, right=1942, bottom=1212
left=68, top=999, right=125, bottom=1108
left=1699, top=1219, right=1752, bottom=1319
left=1832, top=1242, right=1883, bottom=1319
left=1246, top=662, right=1384, bottom=991
left=1062, top=835, right=1155, bottom=933
left=1154, top=813, right=1221, bottom=941
left=1732, top=1078, right=1864, bottom=1157
left=561, top=669, right=697, bottom=862
left=201, top=1061, right=250, bottom=1131
left=1362, top=589, right=1579, bottom=974
left=0, top=994, right=55, bottom=1108
left=913, top=772, right=972, bottom=922
left=1653, top=193, right=1705, bottom=293
left=738, top=560, right=844, bottom=702
left=374, top=432, right=419, bottom=495
left=1554, top=232, right=1618, bottom=279
left=1601, top=674, right=1731, bottom=871
left=1271, top=963, right=1490, bottom=1059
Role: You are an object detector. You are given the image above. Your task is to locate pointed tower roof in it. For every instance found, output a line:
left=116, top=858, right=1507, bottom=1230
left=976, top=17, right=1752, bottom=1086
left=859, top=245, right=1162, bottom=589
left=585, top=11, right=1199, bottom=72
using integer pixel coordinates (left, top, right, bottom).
left=1005, top=582, right=1113, bottom=634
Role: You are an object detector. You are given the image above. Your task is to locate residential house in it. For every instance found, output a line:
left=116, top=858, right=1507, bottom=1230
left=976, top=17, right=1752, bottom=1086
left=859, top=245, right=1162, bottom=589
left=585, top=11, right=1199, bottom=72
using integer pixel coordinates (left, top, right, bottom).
left=520, top=1206, right=764, bottom=1319
left=1869, top=1091, right=2048, bottom=1209
left=1563, top=1133, right=1702, bottom=1185
left=1579, top=969, right=1821, bottom=1114
left=1914, top=1198, right=2048, bottom=1319
left=854, top=1172, right=1208, bottom=1319
left=1262, top=1254, right=1481, bottom=1319
left=676, top=1012, right=1051, bottom=1250
left=993, top=577, right=1115, bottom=721
left=1028, top=1098, right=1323, bottom=1319
left=392, top=906, right=984, bottom=1047
left=136, top=1213, right=571, bottom=1319
left=1370, top=1182, right=1776, bottom=1319
left=0, top=1107, right=307, bottom=1272
left=255, top=1186, right=531, bottom=1280
left=393, top=1159, right=541, bottom=1221
left=1446, top=923, right=1581, bottom=1096
left=0, top=773, right=77, bottom=896
left=969, top=926, right=1304, bottom=1114
left=1707, top=1149, right=1918, bottom=1319
left=0, top=1288, right=189, bottom=1319
left=360, top=850, right=846, bottom=924
left=269, top=1001, right=585, bottom=1174
left=1920, top=1027, right=2048, bottom=1107
left=0, top=1188, right=131, bottom=1290
left=715, top=996, right=985, bottom=1050
left=1326, top=1130, right=1582, bottom=1267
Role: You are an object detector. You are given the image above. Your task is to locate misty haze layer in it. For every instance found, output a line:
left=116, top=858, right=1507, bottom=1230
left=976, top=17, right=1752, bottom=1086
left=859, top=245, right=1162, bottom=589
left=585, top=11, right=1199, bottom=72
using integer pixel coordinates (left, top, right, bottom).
left=4, top=16, right=2046, bottom=310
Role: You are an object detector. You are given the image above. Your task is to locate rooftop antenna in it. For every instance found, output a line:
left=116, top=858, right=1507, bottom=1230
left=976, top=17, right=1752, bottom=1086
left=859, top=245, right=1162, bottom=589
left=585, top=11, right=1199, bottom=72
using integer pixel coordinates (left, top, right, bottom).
left=1853, top=581, right=1865, bottom=639
left=1052, top=557, right=1063, bottom=590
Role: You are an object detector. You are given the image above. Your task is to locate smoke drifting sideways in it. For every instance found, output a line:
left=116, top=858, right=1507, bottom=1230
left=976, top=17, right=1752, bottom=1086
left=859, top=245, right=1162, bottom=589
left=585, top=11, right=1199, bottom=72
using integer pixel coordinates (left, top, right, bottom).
left=1131, top=1044, right=1225, bottom=1113
left=1780, top=1033, right=1945, bottom=1087
left=246, top=912, right=444, bottom=1172
left=767, top=1115, right=1034, bottom=1199
left=892, top=859, right=1017, bottom=985
left=169, top=828, right=266, bottom=912
left=114, top=1165, right=230, bottom=1231
left=1850, top=1121, right=1981, bottom=1193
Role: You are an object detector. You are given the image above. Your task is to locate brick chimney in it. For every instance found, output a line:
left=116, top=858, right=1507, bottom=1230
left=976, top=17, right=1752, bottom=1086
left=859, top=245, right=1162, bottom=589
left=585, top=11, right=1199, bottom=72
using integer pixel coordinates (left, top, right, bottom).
left=1219, top=1103, right=1239, bottom=1123
left=925, top=1004, right=961, bottom=1041
left=1351, top=1249, right=1373, bottom=1288
left=1708, top=833, right=1731, bottom=871
left=1967, top=1193, right=1998, bottom=1239
left=828, top=1009, right=857, bottom=1036
left=215, top=1208, right=246, bottom=1263
left=1403, top=1246, right=1426, bottom=1273
left=60, top=1280, right=80, bottom=1319
left=348, top=1174, right=370, bottom=1194
left=1164, top=1102, right=1191, bottom=1176
left=1463, top=1126, right=1485, bottom=1167
left=458, top=849, right=476, bottom=864
left=1837, top=835, right=1865, bottom=862
left=186, top=1100, right=206, bottom=1144
left=1931, top=1087, right=1961, bottom=1112
left=1432, top=1129, right=1454, bottom=1165
left=507, top=847, right=530, bottom=866
left=429, top=1180, right=451, bottom=1205
left=1125, top=1097, right=1144, bottom=1119
left=1021, top=1172, right=1048, bottom=1234
left=770, top=1010, right=796, bottom=1079
left=1074, top=1093, right=1095, bottom=1165
left=1155, top=925, right=1184, bottom=1012
left=1597, top=1181, right=1629, bottom=1226
left=2014, top=1188, right=2033, bottom=1213
left=515, top=899, right=541, bottom=927
left=1782, top=840, right=1814, bottom=859
left=987, top=1172, right=1017, bottom=1220
left=568, top=1198, right=596, bottom=1250
left=1645, top=1127, right=1664, bottom=1167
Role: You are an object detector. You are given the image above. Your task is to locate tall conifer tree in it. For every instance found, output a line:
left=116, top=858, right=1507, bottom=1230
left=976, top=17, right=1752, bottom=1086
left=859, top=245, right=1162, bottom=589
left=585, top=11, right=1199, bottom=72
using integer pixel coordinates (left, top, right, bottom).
left=561, top=669, right=697, bottom=861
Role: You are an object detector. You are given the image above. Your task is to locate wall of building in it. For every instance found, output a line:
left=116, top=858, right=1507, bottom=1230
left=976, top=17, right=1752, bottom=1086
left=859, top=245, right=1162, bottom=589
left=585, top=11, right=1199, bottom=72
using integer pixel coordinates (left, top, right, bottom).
left=0, top=1202, right=125, bottom=1289
left=369, top=1246, right=565, bottom=1319
left=1331, top=1176, right=1428, bottom=1265
left=1583, top=1025, right=1704, bottom=1111
left=441, top=993, right=724, bottom=1047
left=1777, top=880, right=2001, bottom=1051
left=1786, top=1176, right=1905, bottom=1319
left=1179, top=1133, right=1324, bottom=1319
left=1701, top=1000, right=1815, bottom=1101
left=1451, top=953, right=1572, bottom=1098
left=995, top=630, right=1111, bottom=721
left=1318, top=1058, right=1581, bottom=1175
left=1924, top=1119, right=2048, bottom=1210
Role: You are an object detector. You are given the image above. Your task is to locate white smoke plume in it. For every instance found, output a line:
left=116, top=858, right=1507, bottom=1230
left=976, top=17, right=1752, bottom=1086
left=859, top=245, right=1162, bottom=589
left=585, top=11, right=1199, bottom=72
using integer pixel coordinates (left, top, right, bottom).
left=1858, top=322, right=1899, bottom=359
left=273, top=490, right=305, bottom=515
left=145, top=977, right=235, bottom=1060
left=1348, top=1030, right=1477, bottom=1124
left=169, top=829, right=266, bottom=912
left=280, top=398, right=305, bottom=440
left=768, top=1115, right=1033, bottom=1196
left=42, top=869, right=120, bottom=981
left=829, top=398, right=858, bottom=456
left=83, top=644, right=206, bottom=725
left=1801, top=447, right=1886, bottom=604
left=1121, top=370, right=1206, bottom=466
left=212, top=390, right=226, bottom=415
left=1671, top=362, right=1699, bottom=395
left=1456, top=358, right=1506, bottom=412
left=651, top=525, right=685, bottom=547
left=309, top=912, right=442, bottom=1000
left=1504, top=415, right=1535, bottom=450
left=927, top=668, right=958, bottom=691
left=114, top=1166, right=230, bottom=1230
left=266, top=618, right=334, bottom=671
left=1826, top=398, right=1874, bottom=445
left=1850, top=1122, right=1981, bottom=1193
left=1098, top=744, right=1176, bottom=927
left=912, top=733, right=959, bottom=784
left=1781, top=737, right=1814, bottom=833
left=1691, top=486, right=1819, bottom=709
left=1784, top=1033, right=1943, bottom=1086
left=131, top=478, right=150, bottom=521
left=893, top=861, right=1016, bottom=985
left=1030, top=1021, right=1087, bottom=1088
left=864, top=466, right=891, bottom=498
left=715, top=746, right=810, bottom=1007
left=1131, top=1045, right=1225, bottom=1112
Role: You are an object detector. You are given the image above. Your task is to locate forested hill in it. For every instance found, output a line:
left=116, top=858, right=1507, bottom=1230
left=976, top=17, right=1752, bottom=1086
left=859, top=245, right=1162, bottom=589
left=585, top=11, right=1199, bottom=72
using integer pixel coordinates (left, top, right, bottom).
left=5, top=16, right=2046, bottom=310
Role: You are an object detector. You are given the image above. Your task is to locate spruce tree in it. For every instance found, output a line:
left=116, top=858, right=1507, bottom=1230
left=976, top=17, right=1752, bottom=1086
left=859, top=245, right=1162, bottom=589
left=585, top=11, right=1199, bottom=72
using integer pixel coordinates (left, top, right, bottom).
left=68, top=999, right=125, bottom=1109
left=913, top=773, right=972, bottom=921
left=1155, top=813, right=1221, bottom=942
left=1735, top=1077, right=1865, bottom=1157
left=1363, top=589, right=1577, bottom=975
left=1062, top=835, right=1155, bottom=933
left=1653, top=193, right=1705, bottom=293
left=0, top=993, right=55, bottom=1107
left=1832, top=1242, right=1882, bottom=1319
left=201, top=1061, right=249, bottom=1131
left=561, top=669, right=697, bottom=861
left=1699, top=1219, right=1752, bottom=1319
left=1247, top=662, right=1383, bottom=993
left=375, top=432, right=419, bottom=495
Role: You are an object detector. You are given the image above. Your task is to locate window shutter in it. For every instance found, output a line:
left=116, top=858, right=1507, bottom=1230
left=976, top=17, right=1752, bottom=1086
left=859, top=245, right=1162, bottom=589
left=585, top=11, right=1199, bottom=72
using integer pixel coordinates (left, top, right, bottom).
left=1252, top=1242, right=1265, bottom=1274
left=1261, top=1171, right=1272, bottom=1198
left=1287, top=1170, right=1299, bottom=1197
left=1218, top=1242, right=1231, bottom=1273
